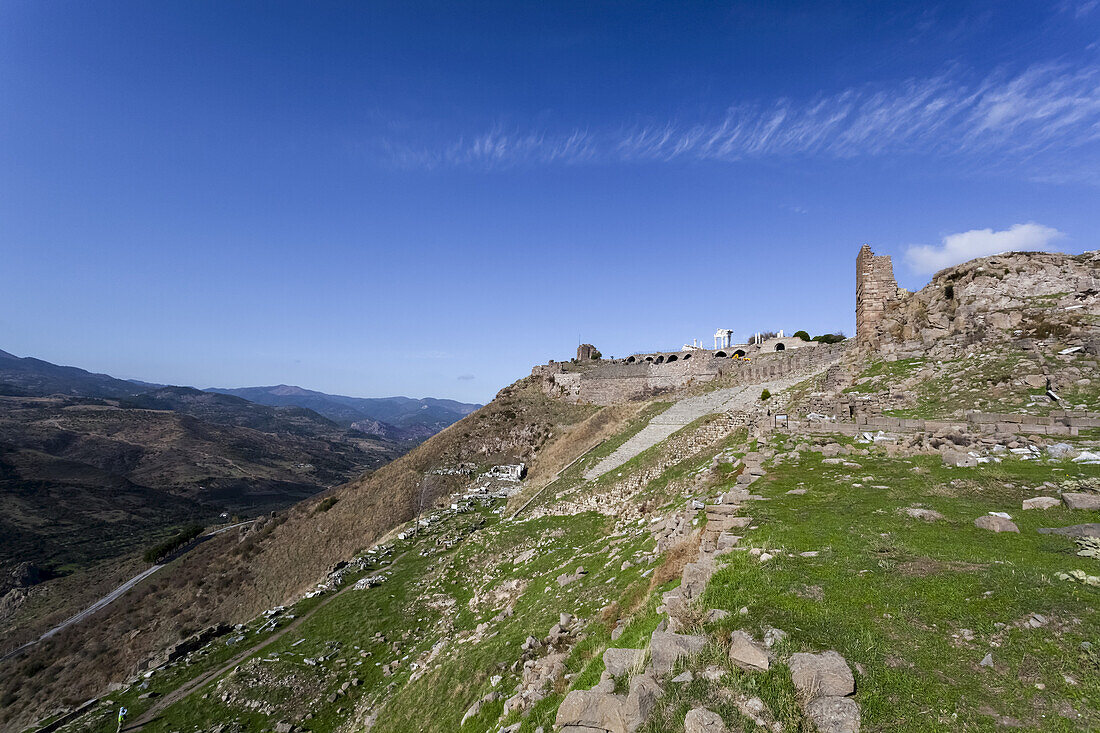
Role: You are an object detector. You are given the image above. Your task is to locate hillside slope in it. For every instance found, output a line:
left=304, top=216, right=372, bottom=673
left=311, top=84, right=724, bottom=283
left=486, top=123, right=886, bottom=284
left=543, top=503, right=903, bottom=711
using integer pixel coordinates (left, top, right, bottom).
left=3, top=250, right=1098, bottom=733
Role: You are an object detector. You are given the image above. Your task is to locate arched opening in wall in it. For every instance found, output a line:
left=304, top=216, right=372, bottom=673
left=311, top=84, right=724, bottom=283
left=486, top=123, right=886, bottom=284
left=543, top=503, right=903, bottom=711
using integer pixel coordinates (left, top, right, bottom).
left=654, top=355, right=665, bottom=364
left=666, top=354, right=678, bottom=362
left=733, top=350, right=746, bottom=358
left=644, top=356, right=654, bottom=362
left=626, top=356, right=636, bottom=363
left=682, top=353, right=691, bottom=360
left=714, top=351, right=727, bottom=357
left=774, top=342, right=786, bottom=351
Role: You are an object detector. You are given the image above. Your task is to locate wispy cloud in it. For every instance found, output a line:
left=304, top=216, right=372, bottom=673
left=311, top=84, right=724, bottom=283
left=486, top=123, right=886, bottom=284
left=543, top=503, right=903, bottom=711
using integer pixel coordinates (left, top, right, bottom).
left=903, top=222, right=1065, bottom=274
left=384, top=61, right=1100, bottom=176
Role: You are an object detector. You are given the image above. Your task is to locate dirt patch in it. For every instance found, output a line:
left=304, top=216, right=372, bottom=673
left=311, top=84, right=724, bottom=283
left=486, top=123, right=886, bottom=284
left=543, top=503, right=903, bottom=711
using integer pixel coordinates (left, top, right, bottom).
left=792, top=584, right=824, bottom=601
left=897, top=558, right=945, bottom=577
left=648, top=532, right=701, bottom=594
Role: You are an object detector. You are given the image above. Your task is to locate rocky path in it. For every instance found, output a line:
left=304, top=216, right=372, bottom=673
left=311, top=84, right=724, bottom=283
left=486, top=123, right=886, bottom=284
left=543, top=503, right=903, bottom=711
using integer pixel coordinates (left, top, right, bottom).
left=583, top=374, right=808, bottom=481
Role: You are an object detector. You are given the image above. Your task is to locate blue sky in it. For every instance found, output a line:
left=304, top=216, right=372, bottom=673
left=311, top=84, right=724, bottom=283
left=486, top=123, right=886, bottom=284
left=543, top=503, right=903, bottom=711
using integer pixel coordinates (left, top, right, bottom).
left=1, top=1, right=1098, bottom=403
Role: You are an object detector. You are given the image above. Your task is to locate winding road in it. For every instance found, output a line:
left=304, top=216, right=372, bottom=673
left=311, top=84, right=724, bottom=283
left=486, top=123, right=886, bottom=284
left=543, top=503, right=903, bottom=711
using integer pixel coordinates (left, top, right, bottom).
left=2, top=522, right=251, bottom=663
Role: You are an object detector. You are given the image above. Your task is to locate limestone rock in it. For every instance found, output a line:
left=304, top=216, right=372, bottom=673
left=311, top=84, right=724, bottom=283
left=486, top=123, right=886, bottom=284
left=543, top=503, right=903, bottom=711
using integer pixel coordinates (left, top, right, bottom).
left=705, top=609, right=729, bottom=623
left=1022, top=497, right=1061, bottom=510
left=902, top=507, right=944, bottom=522
left=763, top=627, right=788, bottom=648
left=603, top=647, right=644, bottom=678
left=789, top=651, right=855, bottom=699
left=684, top=707, right=729, bottom=733
left=649, top=631, right=706, bottom=674
left=974, top=515, right=1019, bottom=533
left=1037, top=524, right=1100, bottom=538
left=805, top=695, right=861, bottom=733
left=942, top=451, right=977, bottom=468
left=728, top=631, right=769, bottom=672
left=1063, top=493, right=1100, bottom=510
left=555, top=671, right=659, bottom=733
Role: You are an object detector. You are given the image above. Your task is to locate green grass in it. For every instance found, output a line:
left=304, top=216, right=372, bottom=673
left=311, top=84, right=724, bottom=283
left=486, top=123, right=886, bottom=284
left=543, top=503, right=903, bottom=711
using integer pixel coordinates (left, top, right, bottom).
left=844, top=358, right=925, bottom=394
left=74, top=501, right=663, bottom=733
left=690, top=442, right=1100, bottom=731
left=49, top=415, right=1100, bottom=733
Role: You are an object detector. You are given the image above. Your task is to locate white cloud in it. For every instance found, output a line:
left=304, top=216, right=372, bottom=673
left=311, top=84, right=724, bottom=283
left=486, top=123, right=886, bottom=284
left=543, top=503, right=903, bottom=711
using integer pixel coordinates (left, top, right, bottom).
left=903, top=222, right=1065, bottom=274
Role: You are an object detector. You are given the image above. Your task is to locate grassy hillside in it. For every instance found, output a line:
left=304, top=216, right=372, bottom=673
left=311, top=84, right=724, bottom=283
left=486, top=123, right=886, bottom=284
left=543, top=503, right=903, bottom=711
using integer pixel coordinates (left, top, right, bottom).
left=0, top=378, right=607, bottom=730
left=20, top=390, right=1098, bottom=733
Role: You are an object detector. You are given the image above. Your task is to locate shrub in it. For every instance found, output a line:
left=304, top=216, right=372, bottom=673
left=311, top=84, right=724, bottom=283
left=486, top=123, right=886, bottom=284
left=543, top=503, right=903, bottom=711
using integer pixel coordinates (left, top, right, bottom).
left=812, top=333, right=847, bottom=344
left=143, top=523, right=204, bottom=563
left=315, top=496, right=339, bottom=513
left=760, top=389, right=772, bottom=400
left=792, top=330, right=810, bottom=341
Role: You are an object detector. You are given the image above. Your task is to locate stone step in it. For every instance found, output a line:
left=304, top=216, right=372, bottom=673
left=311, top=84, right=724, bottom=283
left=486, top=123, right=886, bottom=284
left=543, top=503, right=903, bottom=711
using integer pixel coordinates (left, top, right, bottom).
left=705, top=504, right=741, bottom=516
left=707, top=516, right=752, bottom=532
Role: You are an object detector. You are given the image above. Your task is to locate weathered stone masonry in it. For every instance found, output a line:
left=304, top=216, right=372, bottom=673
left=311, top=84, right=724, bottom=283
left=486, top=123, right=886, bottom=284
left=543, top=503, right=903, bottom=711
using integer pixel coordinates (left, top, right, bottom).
left=533, top=343, right=846, bottom=405
left=855, top=244, right=900, bottom=347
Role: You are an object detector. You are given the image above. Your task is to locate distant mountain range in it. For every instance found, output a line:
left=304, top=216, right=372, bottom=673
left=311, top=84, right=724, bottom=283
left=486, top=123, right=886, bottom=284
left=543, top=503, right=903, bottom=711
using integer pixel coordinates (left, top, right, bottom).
left=0, top=348, right=148, bottom=398
left=208, top=385, right=480, bottom=440
left=0, top=348, right=479, bottom=578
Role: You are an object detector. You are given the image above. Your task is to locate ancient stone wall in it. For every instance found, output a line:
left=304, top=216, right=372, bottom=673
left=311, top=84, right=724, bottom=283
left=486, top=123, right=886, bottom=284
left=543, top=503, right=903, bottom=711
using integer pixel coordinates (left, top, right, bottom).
left=534, top=343, right=846, bottom=405
left=855, top=244, right=899, bottom=347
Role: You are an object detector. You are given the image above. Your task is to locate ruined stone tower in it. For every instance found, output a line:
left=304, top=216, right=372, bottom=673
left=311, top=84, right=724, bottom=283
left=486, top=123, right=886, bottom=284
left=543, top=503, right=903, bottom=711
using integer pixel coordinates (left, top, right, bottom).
left=576, top=343, right=599, bottom=361
left=855, top=245, right=898, bottom=347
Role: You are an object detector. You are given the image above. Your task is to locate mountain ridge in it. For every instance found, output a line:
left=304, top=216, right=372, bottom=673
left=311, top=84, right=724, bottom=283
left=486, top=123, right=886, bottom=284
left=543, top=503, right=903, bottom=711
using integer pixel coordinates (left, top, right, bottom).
left=207, top=384, right=481, bottom=440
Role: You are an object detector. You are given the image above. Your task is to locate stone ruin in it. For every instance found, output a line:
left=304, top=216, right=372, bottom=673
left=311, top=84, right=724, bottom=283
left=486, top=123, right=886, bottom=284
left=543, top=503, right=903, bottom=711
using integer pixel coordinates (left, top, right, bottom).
left=576, top=343, right=599, bottom=361
left=855, top=243, right=901, bottom=347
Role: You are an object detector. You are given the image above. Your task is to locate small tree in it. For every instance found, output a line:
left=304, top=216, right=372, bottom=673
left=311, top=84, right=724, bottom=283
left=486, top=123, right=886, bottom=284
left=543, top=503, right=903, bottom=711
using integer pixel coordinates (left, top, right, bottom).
left=591, top=349, right=602, bottom=360
left=792, top=330, right=810, bottom=341
left=760, top=388, right=771, bottom=400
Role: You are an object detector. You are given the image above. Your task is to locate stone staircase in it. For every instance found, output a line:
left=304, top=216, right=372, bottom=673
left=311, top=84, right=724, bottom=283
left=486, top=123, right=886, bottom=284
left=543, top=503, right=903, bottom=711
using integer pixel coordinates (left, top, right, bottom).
left=584, top=377, right=811, bottom=481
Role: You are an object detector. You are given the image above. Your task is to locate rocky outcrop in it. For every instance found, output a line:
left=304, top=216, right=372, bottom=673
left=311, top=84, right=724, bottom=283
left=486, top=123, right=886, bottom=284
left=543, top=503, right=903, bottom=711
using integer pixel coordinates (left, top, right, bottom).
left=872, top=250, right=1100, bottom=358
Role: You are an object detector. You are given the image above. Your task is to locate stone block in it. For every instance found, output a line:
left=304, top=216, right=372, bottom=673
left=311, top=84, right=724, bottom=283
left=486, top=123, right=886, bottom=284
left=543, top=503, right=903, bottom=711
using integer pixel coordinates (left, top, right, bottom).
left=789, top=651, right=855, bottom=699
left=1063, top=493, right=1100, bottom=510
left=649, top=631, right=707, bottom=675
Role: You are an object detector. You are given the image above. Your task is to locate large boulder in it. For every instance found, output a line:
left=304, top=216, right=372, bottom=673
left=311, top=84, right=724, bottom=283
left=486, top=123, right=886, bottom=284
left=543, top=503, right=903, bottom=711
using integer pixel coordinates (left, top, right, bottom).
left=684, top=707, right=729, bottom=733
left=728, top=631, right=770, bottom=672
left=649, top=631, right=706, bottom=675
left=789, top=651, right=855, bottom=699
